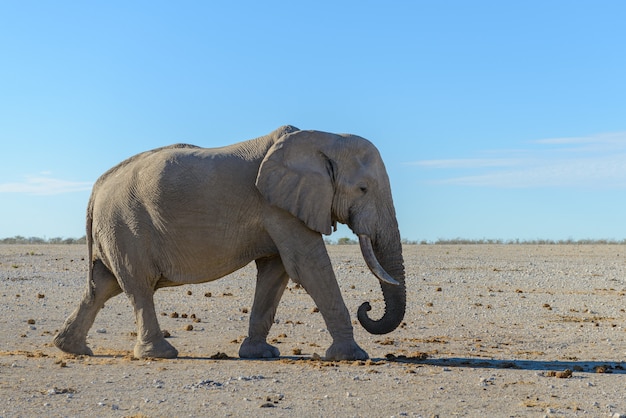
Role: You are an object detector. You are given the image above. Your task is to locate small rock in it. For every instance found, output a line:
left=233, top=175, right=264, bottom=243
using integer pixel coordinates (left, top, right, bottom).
left=96, top=328, right=107, bottom=334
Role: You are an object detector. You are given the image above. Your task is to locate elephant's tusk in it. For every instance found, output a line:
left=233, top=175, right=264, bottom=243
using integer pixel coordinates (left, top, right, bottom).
left=358, top=234, right=400, bottom=286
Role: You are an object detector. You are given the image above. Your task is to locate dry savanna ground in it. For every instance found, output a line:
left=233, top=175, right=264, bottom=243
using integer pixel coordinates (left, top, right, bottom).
left=1, top=244, right=626, bottom=417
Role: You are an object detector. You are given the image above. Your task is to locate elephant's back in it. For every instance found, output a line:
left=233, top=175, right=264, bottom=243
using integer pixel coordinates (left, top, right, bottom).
left=88, top=145, right=205, bottom=234
left=89, top=143, right=264, bottom=235
left=94, top=143, right=200, bottom=187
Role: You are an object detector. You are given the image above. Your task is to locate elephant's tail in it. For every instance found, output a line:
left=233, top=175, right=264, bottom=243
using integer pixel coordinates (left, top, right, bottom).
left=85, top=193, right=95, bottom=293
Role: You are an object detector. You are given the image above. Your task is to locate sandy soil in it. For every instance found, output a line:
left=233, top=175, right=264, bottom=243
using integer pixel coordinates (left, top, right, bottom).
left=1, top=244, right=626, bottom=417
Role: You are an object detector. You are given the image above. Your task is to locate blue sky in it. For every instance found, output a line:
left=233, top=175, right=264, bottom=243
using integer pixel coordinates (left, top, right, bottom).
left=1, top=1, right=626, bottom=242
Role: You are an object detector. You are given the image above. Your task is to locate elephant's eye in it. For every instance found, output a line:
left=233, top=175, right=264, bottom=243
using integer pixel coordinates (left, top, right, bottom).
left=359, top=185, right=368, bottom=194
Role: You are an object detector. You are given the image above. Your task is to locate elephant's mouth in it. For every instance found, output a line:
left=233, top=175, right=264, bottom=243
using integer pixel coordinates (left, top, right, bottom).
left=357, top=234, right=399, bottom=286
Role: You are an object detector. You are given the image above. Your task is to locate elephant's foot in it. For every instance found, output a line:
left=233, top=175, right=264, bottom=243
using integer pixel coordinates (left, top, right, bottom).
left=53, top=333, right=93, bottom=356
left=134, top=338, right=178, bottom=359
left=325, top=340, right=368, bottom=361
left=239, top=337, right=280, bottom=359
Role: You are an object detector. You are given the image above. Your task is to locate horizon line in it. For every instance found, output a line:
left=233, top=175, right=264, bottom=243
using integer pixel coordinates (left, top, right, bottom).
left=1, top=235, right=625, bottom=245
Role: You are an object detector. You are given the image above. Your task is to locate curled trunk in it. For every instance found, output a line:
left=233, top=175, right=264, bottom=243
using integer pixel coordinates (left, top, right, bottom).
left=357, top=234, right=406, bottom=335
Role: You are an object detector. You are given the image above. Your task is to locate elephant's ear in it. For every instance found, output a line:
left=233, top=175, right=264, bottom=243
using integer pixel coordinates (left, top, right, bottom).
left=256, top=130, right=335, bottom=235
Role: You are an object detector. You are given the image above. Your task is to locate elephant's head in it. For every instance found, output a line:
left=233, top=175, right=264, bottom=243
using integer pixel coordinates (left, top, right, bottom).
left=256, top=128, right=406, bottom=335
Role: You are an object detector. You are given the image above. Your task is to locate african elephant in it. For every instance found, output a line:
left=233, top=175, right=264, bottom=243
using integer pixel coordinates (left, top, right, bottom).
left=53, top=125, right=406, bottom=361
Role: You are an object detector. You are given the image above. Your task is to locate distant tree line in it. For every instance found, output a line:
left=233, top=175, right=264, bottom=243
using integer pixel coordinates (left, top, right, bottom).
left=0, top=236, right=87, bottom=245
left=414, top=238, right=626, bottom=245
left=2, top=235, right=625, bottom=246
left=324, top=237, right=626, bottom=245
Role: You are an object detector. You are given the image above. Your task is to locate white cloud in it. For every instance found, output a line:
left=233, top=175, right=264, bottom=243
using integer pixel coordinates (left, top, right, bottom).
left=413, top=157, right=526, bottom=169
left=0, top=174, right=93, bottom=195
left=413, top=132, right=626, bottom=188
left=532, top=131, right=626, bottom=147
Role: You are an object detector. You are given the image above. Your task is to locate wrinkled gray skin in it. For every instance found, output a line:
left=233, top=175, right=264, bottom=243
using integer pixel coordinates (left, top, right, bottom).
left=53, top=126, right=406, bottom=361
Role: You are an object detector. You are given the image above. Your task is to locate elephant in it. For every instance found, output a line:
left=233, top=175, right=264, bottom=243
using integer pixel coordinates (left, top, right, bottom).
left=53, top=125, right=406, bottom=361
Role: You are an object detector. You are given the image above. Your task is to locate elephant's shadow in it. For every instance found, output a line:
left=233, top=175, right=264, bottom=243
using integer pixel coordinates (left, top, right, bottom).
left=389, top=356, right=626, bottom=375
left=170, top=354, right=626, bottom=374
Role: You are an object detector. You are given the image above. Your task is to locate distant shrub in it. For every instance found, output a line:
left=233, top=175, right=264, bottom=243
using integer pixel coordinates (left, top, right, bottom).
left=337, top=237, right=358, bottom=245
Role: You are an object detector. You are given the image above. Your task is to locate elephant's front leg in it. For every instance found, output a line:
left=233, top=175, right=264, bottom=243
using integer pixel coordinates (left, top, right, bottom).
left=296, top=256, right=369, bottom=361
left=239, top=255, right=289, bottom=358
left=265, top=215, right=368, bottom=361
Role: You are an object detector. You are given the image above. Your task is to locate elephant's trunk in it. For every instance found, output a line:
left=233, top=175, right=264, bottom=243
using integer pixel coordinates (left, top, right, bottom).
left=357, top=233, right=406, bottom=335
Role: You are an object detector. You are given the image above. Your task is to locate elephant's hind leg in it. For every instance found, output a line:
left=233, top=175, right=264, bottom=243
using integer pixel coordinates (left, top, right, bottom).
left=239, top=256, right=289, bottom=358
left=54, top=260, right=122, bottom=355
left=128, top=283, right=178, bottom=359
